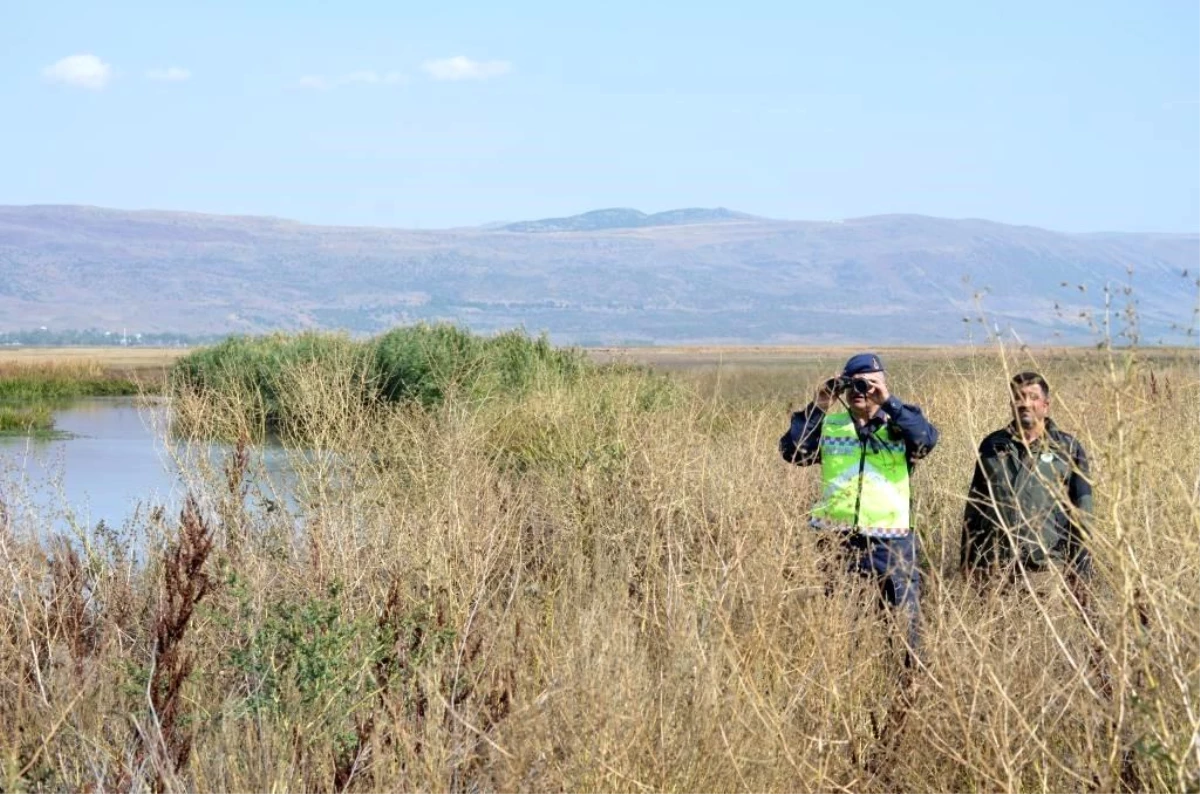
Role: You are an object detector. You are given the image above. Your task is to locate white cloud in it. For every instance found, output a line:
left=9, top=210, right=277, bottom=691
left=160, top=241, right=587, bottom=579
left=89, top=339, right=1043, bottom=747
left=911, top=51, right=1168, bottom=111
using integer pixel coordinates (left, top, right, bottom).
left=345, top=70, right=407, bottom=85
left=298, top=75, right=331, bottom=90
left=344, top=70, right=381, bottom=85
left=298, top=70, right=408, bottom=90
left=421, top=56, right=511, bottom=81
left=42, top=54, right=112, bottom=90
left=146, top=66, right=191, bottom=82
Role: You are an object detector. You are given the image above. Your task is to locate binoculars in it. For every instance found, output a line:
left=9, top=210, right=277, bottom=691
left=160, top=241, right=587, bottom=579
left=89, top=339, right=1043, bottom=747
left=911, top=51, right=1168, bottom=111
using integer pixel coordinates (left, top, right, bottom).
left=824, top=376, right=872, bottom=396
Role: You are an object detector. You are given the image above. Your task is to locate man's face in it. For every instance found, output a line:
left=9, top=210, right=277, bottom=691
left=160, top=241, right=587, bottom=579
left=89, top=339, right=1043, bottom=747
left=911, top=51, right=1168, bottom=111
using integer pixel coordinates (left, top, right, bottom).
left=846, top=372, right=884, bottom=410
left=1011, top=383, right=1050, bottom=430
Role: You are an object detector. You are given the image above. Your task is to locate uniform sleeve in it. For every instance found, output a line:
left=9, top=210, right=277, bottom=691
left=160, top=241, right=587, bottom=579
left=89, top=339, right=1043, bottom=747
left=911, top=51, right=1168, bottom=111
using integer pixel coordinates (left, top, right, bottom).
left=779, top=404, right=824, bottom=466
left=881, top=396, right=938, bottom=461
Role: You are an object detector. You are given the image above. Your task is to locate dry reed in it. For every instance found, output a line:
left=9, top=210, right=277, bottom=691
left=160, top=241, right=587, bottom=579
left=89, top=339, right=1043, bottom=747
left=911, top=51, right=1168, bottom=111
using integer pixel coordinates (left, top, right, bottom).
left=0, top=342, right=1195, bottom=792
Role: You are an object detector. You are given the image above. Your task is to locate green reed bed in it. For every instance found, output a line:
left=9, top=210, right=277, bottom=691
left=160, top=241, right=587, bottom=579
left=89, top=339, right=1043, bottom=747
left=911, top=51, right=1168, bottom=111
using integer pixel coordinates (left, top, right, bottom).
left=169, top=324, right=590, bottom=441
left=0, top=375, right=140, bottom=402
left=0, top=360, right=143, bottom=435
left=0, top=403, right=54, bottom=434
left=0, top=360, right=141, bottom=401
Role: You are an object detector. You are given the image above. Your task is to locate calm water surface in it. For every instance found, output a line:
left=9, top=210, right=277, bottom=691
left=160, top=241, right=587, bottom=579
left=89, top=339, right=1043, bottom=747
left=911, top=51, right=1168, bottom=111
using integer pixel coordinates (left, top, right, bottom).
left=0, top=397, right=294, bottom=533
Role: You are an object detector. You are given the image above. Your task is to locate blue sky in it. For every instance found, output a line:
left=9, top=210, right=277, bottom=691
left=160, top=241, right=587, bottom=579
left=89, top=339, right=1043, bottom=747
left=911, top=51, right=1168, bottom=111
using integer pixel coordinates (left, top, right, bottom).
left=2, top=0, right=1197, bottom=232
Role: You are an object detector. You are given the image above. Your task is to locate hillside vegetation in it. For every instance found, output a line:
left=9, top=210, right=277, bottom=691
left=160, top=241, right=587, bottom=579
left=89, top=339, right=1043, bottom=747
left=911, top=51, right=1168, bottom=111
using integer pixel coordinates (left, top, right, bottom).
left=2, top=204, right=1196, bottom=344
left=0, top=331, right=1196, bottom=792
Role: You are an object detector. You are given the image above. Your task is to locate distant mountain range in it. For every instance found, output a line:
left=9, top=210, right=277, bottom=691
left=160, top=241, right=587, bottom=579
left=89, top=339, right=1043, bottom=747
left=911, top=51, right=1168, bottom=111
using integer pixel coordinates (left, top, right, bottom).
left=501, top=207, right=760, bottom=233
left=0, top=204, right=1196, bottom=345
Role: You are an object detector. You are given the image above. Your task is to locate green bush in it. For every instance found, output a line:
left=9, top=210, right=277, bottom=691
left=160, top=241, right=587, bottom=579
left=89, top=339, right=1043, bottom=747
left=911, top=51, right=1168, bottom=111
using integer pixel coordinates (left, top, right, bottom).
left=371, top=324, right=586, bottom=405
left=170, top=331, right=368, bottom=429
left=169, top=324, right=589, bottom=441
left=370, top=324, right=484, bottom=405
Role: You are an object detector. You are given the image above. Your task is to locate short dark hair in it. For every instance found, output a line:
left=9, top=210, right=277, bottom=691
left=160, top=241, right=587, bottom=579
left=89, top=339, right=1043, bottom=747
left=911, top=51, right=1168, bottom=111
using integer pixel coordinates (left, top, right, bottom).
left=1011, top=371, right=1050, bottom=398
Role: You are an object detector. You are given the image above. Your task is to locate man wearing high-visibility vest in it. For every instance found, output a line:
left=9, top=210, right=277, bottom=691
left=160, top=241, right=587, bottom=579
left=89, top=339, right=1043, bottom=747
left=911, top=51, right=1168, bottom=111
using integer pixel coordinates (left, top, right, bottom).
left=779, top=352, right=939, bottom=665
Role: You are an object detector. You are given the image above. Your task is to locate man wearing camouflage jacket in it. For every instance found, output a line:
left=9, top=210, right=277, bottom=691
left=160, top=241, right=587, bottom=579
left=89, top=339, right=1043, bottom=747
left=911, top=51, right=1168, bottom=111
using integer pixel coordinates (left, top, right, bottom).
left=961, top=371, right=1094, bottom=583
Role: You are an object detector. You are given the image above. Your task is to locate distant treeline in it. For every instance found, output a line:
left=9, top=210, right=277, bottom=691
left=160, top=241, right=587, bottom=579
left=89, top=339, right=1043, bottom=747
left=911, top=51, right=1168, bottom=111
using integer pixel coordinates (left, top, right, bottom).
left=169, top=324, right=591, bottom=440
left=0, top=328, right=223, bottom=347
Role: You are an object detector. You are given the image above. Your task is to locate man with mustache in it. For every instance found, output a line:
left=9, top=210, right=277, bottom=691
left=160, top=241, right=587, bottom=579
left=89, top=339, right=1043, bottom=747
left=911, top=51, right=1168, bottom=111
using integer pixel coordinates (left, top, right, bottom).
left=780, top=352, right=939, bottom=667
left=961, top=371, right=1094, bottom=585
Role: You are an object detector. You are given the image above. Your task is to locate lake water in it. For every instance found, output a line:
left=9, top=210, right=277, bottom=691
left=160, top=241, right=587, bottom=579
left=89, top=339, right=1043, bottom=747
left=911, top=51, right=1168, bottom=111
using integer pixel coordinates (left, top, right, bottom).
left=0, top=397, right=295, bottom=535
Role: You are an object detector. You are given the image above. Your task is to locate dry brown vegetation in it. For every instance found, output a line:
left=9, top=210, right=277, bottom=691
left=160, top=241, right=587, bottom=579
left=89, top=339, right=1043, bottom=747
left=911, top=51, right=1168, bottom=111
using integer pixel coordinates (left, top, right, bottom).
left=0, top=342, right=1196, bottom=792
left=0, top=347, right=186, bottom=393
left=0, top=345, right=188, bottom=369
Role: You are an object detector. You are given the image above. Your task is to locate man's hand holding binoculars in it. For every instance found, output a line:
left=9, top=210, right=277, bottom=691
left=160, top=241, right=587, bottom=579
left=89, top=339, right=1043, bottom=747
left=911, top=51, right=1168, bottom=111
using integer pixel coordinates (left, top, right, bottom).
left=814, top=372, right=891, bottom=411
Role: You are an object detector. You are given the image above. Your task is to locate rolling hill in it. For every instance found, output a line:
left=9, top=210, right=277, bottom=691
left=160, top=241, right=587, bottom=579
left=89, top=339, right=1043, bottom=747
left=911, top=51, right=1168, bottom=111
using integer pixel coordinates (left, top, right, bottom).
left=0, top=205, right=1195, bottom=345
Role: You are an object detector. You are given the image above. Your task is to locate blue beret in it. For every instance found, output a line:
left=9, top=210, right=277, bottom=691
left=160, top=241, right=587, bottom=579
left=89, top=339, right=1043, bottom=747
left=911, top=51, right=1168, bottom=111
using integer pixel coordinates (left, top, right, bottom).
left=842, top=352, right=885, bottom=377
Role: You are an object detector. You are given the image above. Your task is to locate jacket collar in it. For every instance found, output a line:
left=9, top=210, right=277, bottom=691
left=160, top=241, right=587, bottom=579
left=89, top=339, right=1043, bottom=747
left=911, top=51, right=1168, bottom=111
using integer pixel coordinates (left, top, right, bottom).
left=1005, top=417, right=1063, bottom=448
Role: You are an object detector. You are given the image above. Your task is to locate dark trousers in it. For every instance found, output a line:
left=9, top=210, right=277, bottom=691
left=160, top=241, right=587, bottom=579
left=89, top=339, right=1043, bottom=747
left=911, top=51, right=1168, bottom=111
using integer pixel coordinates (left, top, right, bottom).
left=819, top=532, right=922, bottom=666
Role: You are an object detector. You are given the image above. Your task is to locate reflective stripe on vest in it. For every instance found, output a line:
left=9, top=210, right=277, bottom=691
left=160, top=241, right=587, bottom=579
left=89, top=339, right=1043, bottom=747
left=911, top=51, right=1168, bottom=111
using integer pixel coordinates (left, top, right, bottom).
left=810, top=411, right=911, bottom=538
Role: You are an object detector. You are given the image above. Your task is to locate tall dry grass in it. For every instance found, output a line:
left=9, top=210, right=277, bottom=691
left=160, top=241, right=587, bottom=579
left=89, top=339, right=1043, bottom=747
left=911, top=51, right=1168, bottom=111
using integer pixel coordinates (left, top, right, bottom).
left=0, top=340, right=1196, bottom=792
left=0, top=360, right=147, bottom=401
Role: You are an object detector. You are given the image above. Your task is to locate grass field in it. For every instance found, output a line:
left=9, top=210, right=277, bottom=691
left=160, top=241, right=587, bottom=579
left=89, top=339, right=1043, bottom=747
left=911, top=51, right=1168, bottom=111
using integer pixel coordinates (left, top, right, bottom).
left=0, top=347, right=186, bottom=390
left=0, top=346, right=190, bottom=367
left=0, top=338, right=1197, bottom=792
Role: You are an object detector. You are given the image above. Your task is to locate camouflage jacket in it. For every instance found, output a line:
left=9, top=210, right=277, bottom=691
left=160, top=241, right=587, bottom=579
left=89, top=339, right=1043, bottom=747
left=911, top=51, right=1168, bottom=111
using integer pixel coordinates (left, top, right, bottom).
left=961, top=419, right=1093, bottom=576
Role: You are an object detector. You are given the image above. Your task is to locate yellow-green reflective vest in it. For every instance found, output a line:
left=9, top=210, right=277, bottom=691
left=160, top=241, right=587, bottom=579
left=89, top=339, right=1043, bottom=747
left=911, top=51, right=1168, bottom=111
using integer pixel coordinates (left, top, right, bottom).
left=810, top=411, right=911, bottom=538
